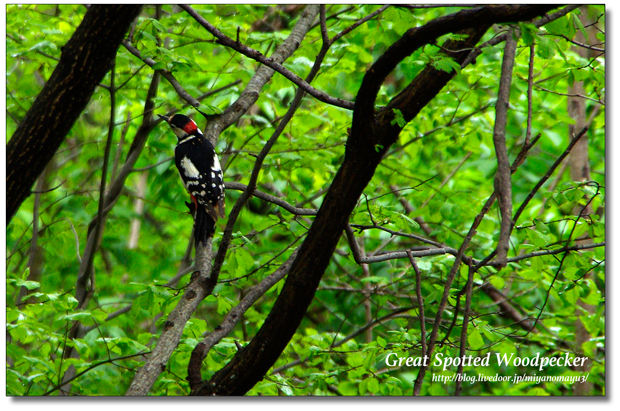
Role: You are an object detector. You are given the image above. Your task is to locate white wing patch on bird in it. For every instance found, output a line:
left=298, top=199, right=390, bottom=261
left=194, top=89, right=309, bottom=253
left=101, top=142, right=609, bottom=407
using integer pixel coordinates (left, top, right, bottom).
left=212, top=155, right=221, bottom=172
left=180, top=156, right=201, bottom=179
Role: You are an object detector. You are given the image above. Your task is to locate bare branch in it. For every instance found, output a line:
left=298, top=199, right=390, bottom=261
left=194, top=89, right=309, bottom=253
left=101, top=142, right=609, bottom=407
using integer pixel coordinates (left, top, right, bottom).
left=492, top=241, right=604, bottom=267
left=110, top=112, right=131, bottom=182
left=544, top=33, right=605, bottom=52
left=224, top=182, right=317, bottom=216
left=492, top=26, right=518, bottom=268
left=534, top=84, right=605, bottom=105
left=65, top=218, right=82, bottom=264
left=345, top=224, right=454, bottom=264
left=454, top=262, right=474, bottom=396
left=407, top=250, right=426, bottom=359
left=525, top=45, right=535, bottom=146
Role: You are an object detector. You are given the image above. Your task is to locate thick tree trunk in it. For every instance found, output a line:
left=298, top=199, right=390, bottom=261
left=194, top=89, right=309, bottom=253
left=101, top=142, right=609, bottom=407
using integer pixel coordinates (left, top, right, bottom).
left=6, top=5, right=142, bottom=224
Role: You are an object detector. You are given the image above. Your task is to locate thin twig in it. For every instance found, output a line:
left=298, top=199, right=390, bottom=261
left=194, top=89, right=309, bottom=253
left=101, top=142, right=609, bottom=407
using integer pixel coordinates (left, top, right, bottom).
left=525, top=45, right=535, bottom=146
left=454, top=262, right=474, bottom=395
left=543, top=33, right=605, bottom=52
left=43, top=351, right=150, bottom=396
left=65, top=218, right=82, bottom=264
left=111, top=111, right=131, bottom=182
left=406, top=250, right=426, bottom=359
left=527, top=185, right=601, bottom=335
left=534, top=84, right=604, bottom=105
left=224, top=182, right=317, bottom=216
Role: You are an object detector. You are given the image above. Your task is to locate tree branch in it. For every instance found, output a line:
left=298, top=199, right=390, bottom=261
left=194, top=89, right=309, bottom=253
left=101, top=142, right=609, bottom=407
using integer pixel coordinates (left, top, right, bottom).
left=407, top=250, right=427, bottom=359
left=492, top=26, right=518, bottom=268
left=224, top=182, right=317, bottom=216
left=454, top=262, right=474, bottom=396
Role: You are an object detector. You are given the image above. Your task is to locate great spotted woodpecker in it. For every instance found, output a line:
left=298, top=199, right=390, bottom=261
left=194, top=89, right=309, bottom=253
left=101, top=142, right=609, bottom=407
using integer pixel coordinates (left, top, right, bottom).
left=158, top=114, right=225, bottom=245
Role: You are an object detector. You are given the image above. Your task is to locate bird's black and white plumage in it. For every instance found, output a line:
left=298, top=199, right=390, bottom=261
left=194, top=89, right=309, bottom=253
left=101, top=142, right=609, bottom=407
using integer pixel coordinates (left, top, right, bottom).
left=158, top=114, right=225, bottom=245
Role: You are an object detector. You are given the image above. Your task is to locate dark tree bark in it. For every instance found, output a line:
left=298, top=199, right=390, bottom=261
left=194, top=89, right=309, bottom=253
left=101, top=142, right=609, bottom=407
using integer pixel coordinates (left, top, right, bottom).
left=191, top=4, right=557, bottom=396
left=6, top=4, right=143, bottom=224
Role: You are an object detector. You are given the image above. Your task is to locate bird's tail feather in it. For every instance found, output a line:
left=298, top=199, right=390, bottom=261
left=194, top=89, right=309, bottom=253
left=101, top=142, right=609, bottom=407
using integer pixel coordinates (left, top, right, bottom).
left=194, top=207, right=215, bottom=245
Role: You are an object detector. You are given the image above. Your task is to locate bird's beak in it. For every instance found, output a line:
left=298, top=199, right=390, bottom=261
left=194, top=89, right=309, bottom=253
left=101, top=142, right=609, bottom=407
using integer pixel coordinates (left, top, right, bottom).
left=158, top=114, right=170, bottom=122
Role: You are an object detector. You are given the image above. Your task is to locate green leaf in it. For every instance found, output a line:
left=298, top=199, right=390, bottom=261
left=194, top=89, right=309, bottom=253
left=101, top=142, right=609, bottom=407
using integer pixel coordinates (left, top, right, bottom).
left=432, top=55, right=461, bottom=74
left=234, top=247, right=254, bottom=277
left=141, top=31, right=158, bottom=44
left=14, top=279, right=40, bottom=290
left=468, top=327, right=484, bottom=350
left=544, top=16, right=573, bottom=38
left=534, top=219, right=549, bottom=234
left=519, top=22, right=538, bottom=46
left=536, top=36, right=556, bottom=59
left=391, top=108, right=406, bottom=128
left=572, top=14, right=588, bottom=41
left=384, top=7, right=416, bottom=36
left=367, top=377, right=380, bottom=394
left=567, top=70, right=575, bottom=88
left=359, top=378, right=368, bottom=395
left=150, top=18, right=167, bottom=33
left=377, top=336, right=387, bottom=348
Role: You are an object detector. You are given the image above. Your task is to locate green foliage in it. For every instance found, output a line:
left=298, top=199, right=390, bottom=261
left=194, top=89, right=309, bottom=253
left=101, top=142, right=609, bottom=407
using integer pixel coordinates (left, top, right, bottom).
left=6, top=4, right=605, bottom=396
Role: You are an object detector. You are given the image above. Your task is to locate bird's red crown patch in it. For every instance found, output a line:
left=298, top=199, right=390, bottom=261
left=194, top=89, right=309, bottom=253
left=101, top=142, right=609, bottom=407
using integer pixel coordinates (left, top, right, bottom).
left=183, top=120, right=198, bottom=134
